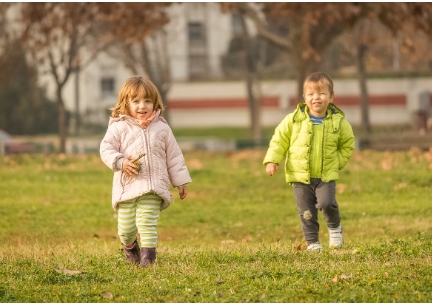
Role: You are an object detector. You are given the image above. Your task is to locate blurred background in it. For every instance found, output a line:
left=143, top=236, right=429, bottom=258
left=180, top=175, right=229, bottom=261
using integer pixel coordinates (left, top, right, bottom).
left=0, top=2, right=431, bottom=155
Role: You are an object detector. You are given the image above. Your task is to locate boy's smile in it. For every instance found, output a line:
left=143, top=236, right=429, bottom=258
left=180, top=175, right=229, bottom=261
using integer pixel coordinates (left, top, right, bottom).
left=129, top=97, right=154, bottom=121
left=303, top=84, right=333, bottom=117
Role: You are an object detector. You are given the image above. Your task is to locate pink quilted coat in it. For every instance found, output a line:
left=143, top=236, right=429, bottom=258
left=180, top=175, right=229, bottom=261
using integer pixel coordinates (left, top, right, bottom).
left=100, top=111, right=192, bottom=211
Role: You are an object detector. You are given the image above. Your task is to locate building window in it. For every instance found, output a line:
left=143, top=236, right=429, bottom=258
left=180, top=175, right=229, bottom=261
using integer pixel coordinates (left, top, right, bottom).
left=188, top=22, right=206, bottom=41
left=101, top=77, right=115, bottom=96
left=231, top=13, right=243, bottom=36
left=188, top=22, right=208, bottom=80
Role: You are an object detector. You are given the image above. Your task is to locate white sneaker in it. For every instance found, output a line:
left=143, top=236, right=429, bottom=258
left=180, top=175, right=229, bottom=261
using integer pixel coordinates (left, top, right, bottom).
left=307, top=242, right=322, bottom=250
left=328, top=225, right=344, bottom=248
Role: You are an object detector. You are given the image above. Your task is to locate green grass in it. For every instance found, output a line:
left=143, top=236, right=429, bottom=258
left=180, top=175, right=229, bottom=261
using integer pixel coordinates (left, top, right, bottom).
left=1, top=149, right=432, bottom=302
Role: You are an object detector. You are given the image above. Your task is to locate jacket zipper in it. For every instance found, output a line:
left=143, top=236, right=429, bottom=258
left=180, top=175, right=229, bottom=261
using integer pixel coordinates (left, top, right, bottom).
left=306, top=120, right=312, bottom=184
left=141, top=129, right=150, bottom=189
left=320, top=123, right=325, bottom=181
left=142, top=125, right=154, bottom=190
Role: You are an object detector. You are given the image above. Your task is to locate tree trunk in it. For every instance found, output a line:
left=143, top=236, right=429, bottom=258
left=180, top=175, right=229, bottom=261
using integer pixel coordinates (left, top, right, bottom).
left=246, top=73, right=262, bottom=143
left=74, top=68, right=80, bottom=135
left=159, top=86, right=170, bottom=125
left=57, top=89, right=67, bottom=153
left=240, top=13, right=262, bottom=143
left=356, top=43, right=371, bottom=134
left=296, top=63, right=307, bottom=104
left=141, top=32, right=171, bottom=125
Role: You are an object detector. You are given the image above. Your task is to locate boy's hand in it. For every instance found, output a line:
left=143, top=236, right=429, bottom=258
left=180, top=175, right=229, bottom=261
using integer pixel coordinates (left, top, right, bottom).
left=122, top=156, right=139, bottom=177
left=178, top=186, right=187, bottom=200
left=266, top=163, right=278, bottom=176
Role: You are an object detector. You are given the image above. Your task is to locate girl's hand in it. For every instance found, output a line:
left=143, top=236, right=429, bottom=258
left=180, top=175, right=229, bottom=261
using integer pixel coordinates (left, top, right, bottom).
left=178, top=186, right=187, bottom=200
left=266, top=163, right=278, bottom=176
left=122, top=156, right=139, bottom=177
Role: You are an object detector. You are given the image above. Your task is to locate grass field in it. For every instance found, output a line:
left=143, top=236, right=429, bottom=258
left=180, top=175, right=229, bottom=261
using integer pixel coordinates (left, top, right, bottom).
left=1, top=148, right=432, bottom=302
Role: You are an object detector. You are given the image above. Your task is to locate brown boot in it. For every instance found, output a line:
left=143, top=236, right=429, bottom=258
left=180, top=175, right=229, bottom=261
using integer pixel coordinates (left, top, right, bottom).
left=139, top=247, right=156, bottom=268
left=123, top=239, right=140, bottom=264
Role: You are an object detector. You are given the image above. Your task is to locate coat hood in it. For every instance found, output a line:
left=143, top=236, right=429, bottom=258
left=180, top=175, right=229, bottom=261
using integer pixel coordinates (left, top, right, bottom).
left=293, top=103, right=345, bottom=132
left=107, top=109, right=167, bottom=127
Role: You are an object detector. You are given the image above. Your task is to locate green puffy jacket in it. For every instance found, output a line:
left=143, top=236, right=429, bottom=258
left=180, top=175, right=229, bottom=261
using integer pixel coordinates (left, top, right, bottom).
left=263, top=103, right=355, bottom=184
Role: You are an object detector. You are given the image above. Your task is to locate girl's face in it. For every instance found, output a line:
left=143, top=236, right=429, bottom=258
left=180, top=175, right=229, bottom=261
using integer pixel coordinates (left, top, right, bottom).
left=303, top=81, right=333, bottom=117
left=128, top=96, right=154, bottom=121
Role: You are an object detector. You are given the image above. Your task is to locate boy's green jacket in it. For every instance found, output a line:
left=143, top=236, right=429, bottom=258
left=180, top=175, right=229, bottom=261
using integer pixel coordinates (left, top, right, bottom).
left=263, top=103, right=355, bottom=184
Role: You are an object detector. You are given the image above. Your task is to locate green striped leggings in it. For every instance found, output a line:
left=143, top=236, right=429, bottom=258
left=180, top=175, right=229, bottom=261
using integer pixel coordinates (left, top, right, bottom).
left=117, top=192, right=162, bottom=248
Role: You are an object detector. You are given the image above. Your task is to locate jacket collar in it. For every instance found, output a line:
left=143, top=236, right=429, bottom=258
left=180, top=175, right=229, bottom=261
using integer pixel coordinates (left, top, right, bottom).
left=108, top=109, right=167, bottom=127
left=293, top=103, right=344, bottom=132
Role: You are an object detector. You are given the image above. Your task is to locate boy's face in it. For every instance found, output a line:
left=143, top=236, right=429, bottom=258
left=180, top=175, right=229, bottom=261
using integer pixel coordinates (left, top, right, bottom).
left=303, top=82, right=333, bottom=117
left=128, top=95, right=154, bottom=121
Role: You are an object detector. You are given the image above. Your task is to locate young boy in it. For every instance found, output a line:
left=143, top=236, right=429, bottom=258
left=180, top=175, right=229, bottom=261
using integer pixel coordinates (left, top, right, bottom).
left=263, top=72, right=355, bottom=250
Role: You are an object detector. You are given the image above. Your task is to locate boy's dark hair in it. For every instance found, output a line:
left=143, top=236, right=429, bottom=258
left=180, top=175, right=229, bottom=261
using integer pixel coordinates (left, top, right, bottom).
left=303, top=72, right=334, bottom=96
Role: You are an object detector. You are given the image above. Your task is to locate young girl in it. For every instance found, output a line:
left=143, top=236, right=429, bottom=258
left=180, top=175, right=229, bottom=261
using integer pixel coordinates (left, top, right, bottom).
left=100, top=76, right=192, bottom=267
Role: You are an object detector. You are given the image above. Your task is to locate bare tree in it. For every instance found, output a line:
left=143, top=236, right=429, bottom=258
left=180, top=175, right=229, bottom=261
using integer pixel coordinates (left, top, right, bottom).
left=235, top=3, right=431, bottom=135
left=339, top=3, right=431, bottom=134
left=220, top=4, right=269, bottom=143
left=236, top=3, right=349, bottom=105
left=109, top=29, right=171, bottom=123
left=20, top=3, right=109, bottom=153
left=238, top=13, right=263, bottom=143
left=20, top=3, right=170, bottom=152
left=100, top=3, right=171, bottom=122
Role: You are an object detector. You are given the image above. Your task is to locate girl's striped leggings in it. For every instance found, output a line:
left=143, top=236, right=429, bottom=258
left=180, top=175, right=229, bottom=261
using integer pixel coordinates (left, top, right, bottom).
left=117, top=192, right=162, bottom=248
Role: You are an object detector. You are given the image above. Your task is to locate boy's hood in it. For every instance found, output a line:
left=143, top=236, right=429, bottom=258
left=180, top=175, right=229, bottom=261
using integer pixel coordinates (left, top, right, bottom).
left=293, top=103, right=345, bottom=132
left=293, top=102, right=345, bottom=120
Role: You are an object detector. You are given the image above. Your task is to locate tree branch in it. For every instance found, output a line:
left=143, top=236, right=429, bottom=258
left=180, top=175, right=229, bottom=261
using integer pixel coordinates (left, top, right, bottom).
left=236, top=3, right=291, bottom=51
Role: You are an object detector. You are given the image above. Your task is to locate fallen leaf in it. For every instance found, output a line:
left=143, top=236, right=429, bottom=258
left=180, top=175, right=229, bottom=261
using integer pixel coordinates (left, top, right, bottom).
left=242, top=236, right=253, bottom=243
left=221, top=240, right=235, bottom=244
left=54, top=268, right=84, bottom=275
left=353, top=184, right=362, bottom=192
left=216, top=279, right=225, bottom=284
left=54, top=262, right=84, bottom=275
left=187, top=159, right=204, bottom=169
left=332, top=275, right=338, bottom=283
left=384, top=272, right=389, bottom=277
left=340, top=273, right=353, bottom=279
left=393, top=182, right=407, bottom=190
left=337, top=184, right=346, bottom=194
left=101, top=292, right=113, bottom=300
left=58, top=153, right=67, bottom=161
left=380, top=158, right=393, bottom=170
left=292, top=243, right=307, bottom=251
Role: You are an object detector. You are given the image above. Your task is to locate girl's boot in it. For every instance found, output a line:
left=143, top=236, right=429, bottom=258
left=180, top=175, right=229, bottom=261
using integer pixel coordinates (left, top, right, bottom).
left=139, top=247, right=156, bottom=268
left=124, top=239, right=141, bottom=264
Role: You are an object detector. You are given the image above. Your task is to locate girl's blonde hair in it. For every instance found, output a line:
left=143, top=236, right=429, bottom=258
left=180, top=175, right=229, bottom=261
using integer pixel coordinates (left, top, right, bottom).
left=303, top=71, right=334, bottom=97
left=110, top=76, right=165, bottom=118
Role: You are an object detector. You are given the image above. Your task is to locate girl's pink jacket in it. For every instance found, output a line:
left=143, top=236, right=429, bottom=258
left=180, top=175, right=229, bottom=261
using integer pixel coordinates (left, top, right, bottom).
left=100, top=111, right=192, bottom=211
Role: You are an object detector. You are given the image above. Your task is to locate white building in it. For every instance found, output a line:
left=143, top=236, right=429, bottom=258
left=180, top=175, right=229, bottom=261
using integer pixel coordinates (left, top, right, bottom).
left=36, top=3, right=431, bottom=130
left=50, top=3, right=250, bottom=128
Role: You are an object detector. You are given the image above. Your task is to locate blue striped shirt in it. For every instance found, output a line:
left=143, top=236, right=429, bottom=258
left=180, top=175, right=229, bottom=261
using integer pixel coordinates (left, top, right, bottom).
left=309, top=114, right=326, bottom=125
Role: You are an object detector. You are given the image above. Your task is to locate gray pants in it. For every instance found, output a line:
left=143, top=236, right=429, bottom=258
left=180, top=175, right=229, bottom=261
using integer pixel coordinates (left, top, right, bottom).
left=292, top=178, right=341, bottom=244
